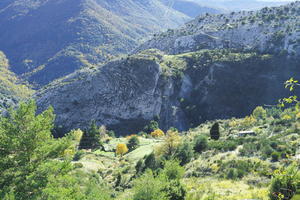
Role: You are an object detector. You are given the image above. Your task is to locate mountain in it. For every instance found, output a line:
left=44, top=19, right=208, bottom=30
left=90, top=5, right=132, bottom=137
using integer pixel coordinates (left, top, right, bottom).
left=193, top=0, right=295, bottom=11
left=0, top=0, right=192, bottom=86
left=0, top=52, right=32, bottom=111
left=35, top=2, right=300, bottom=135
left=137, top=1, right=300, bottom=56
left=161, top=0, right=222, bottom=17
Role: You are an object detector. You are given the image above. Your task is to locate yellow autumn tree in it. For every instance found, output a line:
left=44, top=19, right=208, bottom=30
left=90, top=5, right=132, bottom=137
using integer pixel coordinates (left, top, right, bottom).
left=155, top=130, right=181, bottom=158
left=116, top=143, right=128, bottom=156
left=151, top=129, right=164, bottom=137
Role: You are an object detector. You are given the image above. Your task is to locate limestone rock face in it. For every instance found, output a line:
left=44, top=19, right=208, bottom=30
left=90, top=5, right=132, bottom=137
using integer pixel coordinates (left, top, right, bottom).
left=36, top=55, right=187, bottom=134
left=36, top=50, right=300, bottom=135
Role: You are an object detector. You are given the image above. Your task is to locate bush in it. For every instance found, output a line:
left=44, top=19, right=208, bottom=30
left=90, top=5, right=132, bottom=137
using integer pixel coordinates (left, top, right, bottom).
left=269, top=164, right=300, bottom=200
left=132, top=170, right=168, bottom=200
left=209, top=140, right=238, bottom=152
left=193, top=135, right=208, bottom=153
left=271, top=152, right=280, bottom=162
left=175, top=141, right=194, bottom=165
left=128, top=136, right=140, bottom=151
left=253, top=106, right=267, bottom=120
left=210, top=122, right=220, bottom=140
left=151, top=129, right=165, bottom=137
left=73, top=150, right=85, bottom=161
left=74, top=163, right=84, bottom=169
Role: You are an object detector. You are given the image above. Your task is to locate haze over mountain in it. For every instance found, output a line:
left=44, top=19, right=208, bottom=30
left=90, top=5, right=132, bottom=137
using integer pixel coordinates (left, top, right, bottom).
left=0, top=0, right=193, bottom=86
left=193, top=0, right=295, bottom=11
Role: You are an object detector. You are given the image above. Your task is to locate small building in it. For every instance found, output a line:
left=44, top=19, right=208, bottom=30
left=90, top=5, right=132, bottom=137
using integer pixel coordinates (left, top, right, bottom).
left=238, top=131, right=257, bottom=137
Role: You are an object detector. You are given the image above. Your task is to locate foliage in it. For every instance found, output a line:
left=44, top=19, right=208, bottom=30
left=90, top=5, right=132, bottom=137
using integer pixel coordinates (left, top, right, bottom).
left=159, top=130, right=182, bottom=159
left=175, top=141, right=194, bottom=165
left=193, top=135, right=208, bottom=153
left=253, top=106, right=267, bottom=120
left=210, top=122, right=220, bottom=140
left=144, top=120, right=159, bottom=133
left=151, top=129, right=165, bottom=137
left=0, top=100, right=74, bottom=199
left=127, top=136, right=140, bottom=151
left=132, top=170, right=168, bottom=200
left=116, top=143, right=128, bottom=156
left=269, top=164, right=300, bottom=200
left=79, top=121, right=101, bottom=149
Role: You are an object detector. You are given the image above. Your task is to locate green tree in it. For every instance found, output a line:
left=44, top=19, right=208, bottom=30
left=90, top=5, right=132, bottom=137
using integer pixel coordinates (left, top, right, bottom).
left=79, top=121, right=101, bottom=149
left=0, top=100, right=73, bottom=199
left=133, top=170, right=168, bottom=200
left=194, top=135, right=208, bottom=153
left=253, top=106, right=267, bottom=120
left=269, top=164, right=300, bottom=200
left=128, top=136, right=140, bottom=151
left=175, top=141, right=194, bottom=165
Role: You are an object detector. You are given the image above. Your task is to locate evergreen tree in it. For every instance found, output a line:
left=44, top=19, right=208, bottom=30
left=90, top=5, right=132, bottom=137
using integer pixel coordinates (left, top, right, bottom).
left=79, top=121, right=101, bottom=149
left=210, top=122, right=220, bottom=140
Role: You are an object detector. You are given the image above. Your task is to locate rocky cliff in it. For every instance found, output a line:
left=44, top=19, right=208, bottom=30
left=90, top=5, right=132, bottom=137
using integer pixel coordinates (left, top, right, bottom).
left=36, top=49, right=300, bottom=135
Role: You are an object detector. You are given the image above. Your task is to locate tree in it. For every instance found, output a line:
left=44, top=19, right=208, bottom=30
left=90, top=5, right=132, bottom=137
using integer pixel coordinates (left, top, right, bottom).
left=194, top=135, right=208, bottom=153
left=132, top=170, right=168, bottom=200
left=79, top=121, right=101, bottom=149
left=161, top=160, right=186, bottom=200
left=269, top=164, right=300, bottom=200
left=151, top=129, right=165, bottom=137
left=164, top=130, right=181, bottom=157
left=253, top=106, right=267, bottom=120
left=210, top=122, right=220, bottom=140
left=175, top=141, right=194, bottom=165
left=116, top=143, right=128, bottom=156
left=144, top=120, right=159, bottom=133
left=0, top=100, right=74, bottom=199
left=128, top=136, right=140, bottom=151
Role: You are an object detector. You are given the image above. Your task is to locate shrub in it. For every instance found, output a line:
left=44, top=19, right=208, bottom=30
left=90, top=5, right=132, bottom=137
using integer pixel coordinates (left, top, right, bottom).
left=73, top=150, right=85, bottom=161
left=175, top=141, right=194, bottom=165
left=194, top=135, right=208, bottom=153
left=151, top=129, right=165, bottom=137
left=74, top=163, right=84, bottom=169
left=132, top=170, right=168, bottom=200
left=253, top=106, right=267, bottom=120
left=271, top=152, right=280, bottom=162
left=127, top=136, right=140, bottom=151
left=116, top=144, right=128, bottom=156
left=144, top=153, right=157, bottom=171
left=269, top=164, right=300, bottom=200
left=144, top=120, right=159, bottom=133
left=209, top=140, right=238, bottom=152
left=226, top=168, right=238, bottom=180
left=162, top=160, right=185, bottom=180
left=210, top=122, right=220, bottom=140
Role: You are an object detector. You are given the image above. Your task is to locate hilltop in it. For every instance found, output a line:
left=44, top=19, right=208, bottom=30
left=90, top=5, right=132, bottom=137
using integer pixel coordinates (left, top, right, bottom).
left=137, top=1, right=300, bottom=56
left=0, top=0, right=192, bottom=86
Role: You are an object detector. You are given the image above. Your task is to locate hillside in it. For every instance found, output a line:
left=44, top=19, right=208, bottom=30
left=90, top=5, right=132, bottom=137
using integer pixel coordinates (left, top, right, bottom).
left=35, top=49, right=300, bottom=135
left=0, top=51, right=32, bottom=111
left=137, top=1, right=300, bottom=56
left=0, top=0, right=191, bottom=86
left=161, top=0, right=222, bottom=17
left=34, top=2, right=300, bottom=135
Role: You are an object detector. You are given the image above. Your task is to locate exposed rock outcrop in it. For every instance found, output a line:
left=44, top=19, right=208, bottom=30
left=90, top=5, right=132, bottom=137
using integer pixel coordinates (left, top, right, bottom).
left=36, top=50, right=300, bottom=135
